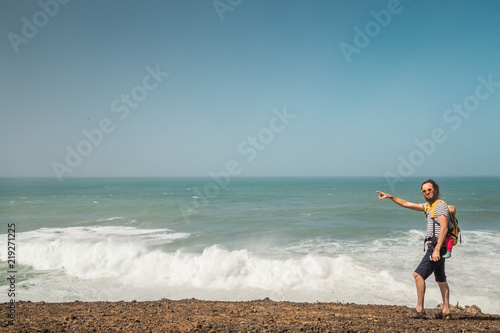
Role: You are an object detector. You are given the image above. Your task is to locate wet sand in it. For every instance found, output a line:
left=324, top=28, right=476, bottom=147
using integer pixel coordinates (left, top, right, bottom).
left=1, top=298, right=499, bottom=332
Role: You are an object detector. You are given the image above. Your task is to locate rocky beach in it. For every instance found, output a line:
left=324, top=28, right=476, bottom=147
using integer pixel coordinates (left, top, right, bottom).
left=2, top=299, right=499, bottom=332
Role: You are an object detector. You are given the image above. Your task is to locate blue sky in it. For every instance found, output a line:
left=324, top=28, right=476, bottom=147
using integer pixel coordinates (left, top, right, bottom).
left=1, top=0, right=499, bottom=179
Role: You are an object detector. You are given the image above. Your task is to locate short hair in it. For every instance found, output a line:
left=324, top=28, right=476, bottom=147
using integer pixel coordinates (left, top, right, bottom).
left=421, top=179, right=440, bottom=198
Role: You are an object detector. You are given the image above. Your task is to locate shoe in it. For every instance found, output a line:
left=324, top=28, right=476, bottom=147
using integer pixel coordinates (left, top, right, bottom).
left=434, top=311, right=452, bottom=319
left=410, top=310, right=427, bottom=319
left=442, top=251, right=452, bottom=259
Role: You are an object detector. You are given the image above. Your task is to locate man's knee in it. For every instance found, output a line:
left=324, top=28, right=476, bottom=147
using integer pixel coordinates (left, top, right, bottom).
left=413, top=272, right=422, bottom=280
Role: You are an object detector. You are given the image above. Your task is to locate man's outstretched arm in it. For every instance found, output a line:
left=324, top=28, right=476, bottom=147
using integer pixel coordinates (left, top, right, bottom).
left=376, top=191, right=424, bottom=212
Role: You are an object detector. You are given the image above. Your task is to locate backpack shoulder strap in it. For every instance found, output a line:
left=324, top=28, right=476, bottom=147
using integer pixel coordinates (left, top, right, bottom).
left=424, top=203, right=431, bottom=216
left=430, top=199, right=447, bottom=218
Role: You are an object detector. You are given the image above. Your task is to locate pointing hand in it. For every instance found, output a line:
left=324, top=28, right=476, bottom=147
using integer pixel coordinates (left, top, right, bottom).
left=376, top=191, right=390, bottom=200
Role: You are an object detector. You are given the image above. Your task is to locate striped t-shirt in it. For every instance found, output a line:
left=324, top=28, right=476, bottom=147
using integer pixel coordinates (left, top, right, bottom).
left=422, top=201, right=453, bottom=239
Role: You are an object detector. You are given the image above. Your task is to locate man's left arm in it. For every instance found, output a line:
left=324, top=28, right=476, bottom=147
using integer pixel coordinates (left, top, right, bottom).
left=432, top=215, right=449, bottom=261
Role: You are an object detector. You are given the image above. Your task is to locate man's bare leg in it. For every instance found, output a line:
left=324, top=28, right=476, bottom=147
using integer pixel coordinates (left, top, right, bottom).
left=413, top=272, right=426, bottom=312
left=437, top=281, right=450, bottom=314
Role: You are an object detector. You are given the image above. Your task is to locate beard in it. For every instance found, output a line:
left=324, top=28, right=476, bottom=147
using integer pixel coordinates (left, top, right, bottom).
left=424, top=192, right=438, bottom=203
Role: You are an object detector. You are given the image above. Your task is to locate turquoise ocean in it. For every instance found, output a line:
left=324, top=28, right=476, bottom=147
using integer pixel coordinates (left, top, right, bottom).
left=1, top=177, right=499, bottom=314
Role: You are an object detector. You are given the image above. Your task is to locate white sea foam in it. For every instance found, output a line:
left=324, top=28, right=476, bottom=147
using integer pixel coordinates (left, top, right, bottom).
left=0, top=227, right=498, bottom=314
left=0, top=226, right=189, bottom=277
left=96, top=217, right=124, bottom=222
left=0, top=227, right=415, bottom=307
left=0, top=226, right=410, bottom=302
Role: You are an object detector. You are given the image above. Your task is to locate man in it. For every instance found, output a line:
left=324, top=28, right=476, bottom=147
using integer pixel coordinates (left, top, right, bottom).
left=376, top=179, right=453, bottom=319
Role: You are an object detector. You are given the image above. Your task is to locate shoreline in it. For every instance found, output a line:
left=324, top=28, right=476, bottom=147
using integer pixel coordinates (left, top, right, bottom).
left=1, top=299, right=499, bottom=332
